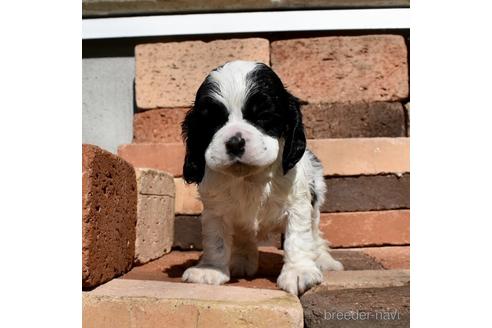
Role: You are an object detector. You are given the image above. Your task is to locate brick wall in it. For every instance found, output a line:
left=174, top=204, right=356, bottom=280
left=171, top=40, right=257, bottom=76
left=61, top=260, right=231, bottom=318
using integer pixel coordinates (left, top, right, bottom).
left=119, top=34, right=410, bottom=250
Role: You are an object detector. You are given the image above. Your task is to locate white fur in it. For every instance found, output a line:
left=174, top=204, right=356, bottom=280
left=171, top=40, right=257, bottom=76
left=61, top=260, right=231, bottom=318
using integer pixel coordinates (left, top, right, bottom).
left=183, top=151, right=343, bottom=295
left=209, top=60, right=258, bottom=118
left=204, top=120, right=279, bottom=176
left=182, top=61, right=343, bottom=295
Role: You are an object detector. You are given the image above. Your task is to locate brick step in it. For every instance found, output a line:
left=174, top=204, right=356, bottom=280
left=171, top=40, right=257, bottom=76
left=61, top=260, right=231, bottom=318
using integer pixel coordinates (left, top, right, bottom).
left=122, top=246, right=409, bottom=290
left=83, top=147, right=177, bottom=289
left=174, top=211, right=409, bottom=249
left=301, top=270, right=410, bottom=328
left=84, top=268, right=409, bottom=328
left=83, top=279, right=303, bottom=328
left=173, top=173, right=409, bottom=215
left=136, top=38, right=270, bottom=109
left=134, top=102, right=407, bottom=143
left=135, top=36, right=408, bottom=110
left=118, top=137, right=409, bottom=178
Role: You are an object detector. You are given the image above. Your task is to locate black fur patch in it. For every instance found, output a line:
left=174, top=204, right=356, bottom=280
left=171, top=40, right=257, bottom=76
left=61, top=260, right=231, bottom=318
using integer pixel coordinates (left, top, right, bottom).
left=243, top=64, right=306, bottom=174
left=243, top=63, right=289, bottom=138
left=307, top=149, right=322, bottom=207
left=181, top=79, right=229, bottom=184
left=310, top=185, right=318, bottom=207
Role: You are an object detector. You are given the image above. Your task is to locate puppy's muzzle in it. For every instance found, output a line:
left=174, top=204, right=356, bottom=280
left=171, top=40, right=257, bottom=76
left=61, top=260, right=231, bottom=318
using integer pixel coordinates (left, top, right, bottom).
left=225, top=133, right=246, bottom=158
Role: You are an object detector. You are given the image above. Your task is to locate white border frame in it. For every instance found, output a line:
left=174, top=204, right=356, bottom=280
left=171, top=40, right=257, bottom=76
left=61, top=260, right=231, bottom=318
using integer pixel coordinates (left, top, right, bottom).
left=82, top=9, right=410, bottom=39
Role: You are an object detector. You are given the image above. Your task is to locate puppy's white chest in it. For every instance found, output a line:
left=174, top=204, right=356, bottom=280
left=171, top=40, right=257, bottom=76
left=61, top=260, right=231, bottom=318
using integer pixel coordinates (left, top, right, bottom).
left=229, top=180, right=288, bottom=234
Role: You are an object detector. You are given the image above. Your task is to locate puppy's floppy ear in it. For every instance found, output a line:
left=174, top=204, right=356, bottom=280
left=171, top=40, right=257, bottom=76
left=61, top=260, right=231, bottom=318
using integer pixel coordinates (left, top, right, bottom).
left=282, top=93, right=306, bottom=174
left=181, top=107, right=206, bottom=184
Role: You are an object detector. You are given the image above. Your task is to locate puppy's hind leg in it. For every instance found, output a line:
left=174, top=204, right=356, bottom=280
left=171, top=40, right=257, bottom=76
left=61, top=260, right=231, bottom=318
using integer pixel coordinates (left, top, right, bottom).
left=311, top=210, right=344, bottom=272
left=277, top=203, right=324, bottom=296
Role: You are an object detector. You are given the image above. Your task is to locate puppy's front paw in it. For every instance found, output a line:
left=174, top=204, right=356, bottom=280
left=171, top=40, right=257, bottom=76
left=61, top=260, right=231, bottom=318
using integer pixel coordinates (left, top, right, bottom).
left=277, top=264, right=323, bottom=296
left=182, top=266, right=230, bottom=285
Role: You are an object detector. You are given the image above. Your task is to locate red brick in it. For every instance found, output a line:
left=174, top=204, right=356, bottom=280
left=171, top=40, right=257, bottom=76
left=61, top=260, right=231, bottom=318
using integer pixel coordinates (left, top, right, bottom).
left=322, top=174, right=410, bottom=212
left=173, top=173, right=410, bottom=215
left=83, top=279, right=303, bottom=328
left=271, top=35, right=408, bottom=103
left=308, top=138, right=409, bottom=176
left=136, top=38, right=270, bottom=109
left=118, top=138, right=408, bottom=179
left=319, top=269, right=410, bottom=291
left=320, top=210, right=410, bottom=248
left=175, top=177, right=203, bottom=214
left=173, top=215, right=281, bottom=251
left=360, top=246, right=410, bottom=269
left=174, top=215, right=203, bottom=250
left=117, top=143, right=185, bottom=177
left=133, top=103, right=407, bottom=143
left=405, top=102, right=410, bottom=136
left=82, top=144, right=137, bottom=288
left=134, top=107, right=189, bottom=143
left=302, top=102, right=406, bottom=138
left=121, top=247, right=387, bottom=290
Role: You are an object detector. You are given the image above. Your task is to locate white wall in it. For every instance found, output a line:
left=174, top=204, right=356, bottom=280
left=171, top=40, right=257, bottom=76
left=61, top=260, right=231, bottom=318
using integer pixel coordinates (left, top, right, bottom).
left=82, top=57, right=134, bottom=153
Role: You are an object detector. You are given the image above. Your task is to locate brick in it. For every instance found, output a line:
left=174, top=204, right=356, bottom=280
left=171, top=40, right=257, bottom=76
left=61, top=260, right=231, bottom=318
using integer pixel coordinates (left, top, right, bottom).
left=134, top=104, right=407, bottom=143
left=136, top=167, right=175, bottom=196
left=83, top=297, right=131, bottom=328
left=301, top=270, right=410, bottom=328
left=134, top=168, right=175, bottom=264
left=320, top=210, right=410, bottom=248
left=173, top=174, right=410, bottom=216
left=302, top=102, right=406, bottom=138
left=360, top=246, right=410, bottom=269
left=134, top=107, right=189, bottom=143
left=304, top=286, right=410, bottom=327
left=322, top=174, right=410, bottom=212
left=82, top=144, right=137, bottom=288
left=308, top=138, right=409, bottom=176
left=136, top=38, right=270, bottom=109
left=174, top=215, right=203, bottom=250
left=405, top=102, right=410, bottom=136
left=122, top=247, right=386, bottom=291
left=173, top=215, right=281, bottom=250
left=117, top=143, right=185, bottom=177
left=320, top=269, right=410, bottom=291
left=175, top=178, right=203, bottom=214
left=271, top=35, right=408, bottom=103
left=83, top=279, right=303, bottom=328
left=118, top=138, right=409, bottom=178
left=330, top=250, right=384, bottom=271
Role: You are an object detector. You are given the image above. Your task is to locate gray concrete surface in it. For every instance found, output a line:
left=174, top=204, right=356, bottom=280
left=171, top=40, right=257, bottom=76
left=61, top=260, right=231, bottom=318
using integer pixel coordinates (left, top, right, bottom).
left=83, top=57, right=134, bottom=153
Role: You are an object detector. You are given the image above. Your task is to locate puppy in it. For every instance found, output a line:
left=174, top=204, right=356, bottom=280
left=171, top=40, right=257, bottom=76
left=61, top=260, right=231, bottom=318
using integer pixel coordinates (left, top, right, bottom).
left=181, top=60, right=343, bottom=295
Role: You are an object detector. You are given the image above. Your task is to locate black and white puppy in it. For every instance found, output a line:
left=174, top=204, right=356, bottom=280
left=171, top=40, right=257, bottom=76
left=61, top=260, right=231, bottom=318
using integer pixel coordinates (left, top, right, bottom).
left=181, top=60, right=343, bottom=295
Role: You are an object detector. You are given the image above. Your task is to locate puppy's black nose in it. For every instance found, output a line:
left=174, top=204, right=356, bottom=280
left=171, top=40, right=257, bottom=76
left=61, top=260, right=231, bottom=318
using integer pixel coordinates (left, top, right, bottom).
left=225, top=133, right=246, bottom=158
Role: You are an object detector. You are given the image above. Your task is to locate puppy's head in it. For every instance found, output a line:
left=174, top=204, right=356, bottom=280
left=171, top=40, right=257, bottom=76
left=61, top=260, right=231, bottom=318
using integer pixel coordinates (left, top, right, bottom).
left=182, top=60, right=306, bottom=183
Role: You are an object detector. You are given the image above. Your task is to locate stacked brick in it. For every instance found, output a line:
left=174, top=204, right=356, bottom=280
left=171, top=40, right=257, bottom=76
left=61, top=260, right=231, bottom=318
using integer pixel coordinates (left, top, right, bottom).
left=119, top=34, right=410, bottom=251
left=82, top=145, right=175, bottom=289
left=84, top=34, right=410, bottom=328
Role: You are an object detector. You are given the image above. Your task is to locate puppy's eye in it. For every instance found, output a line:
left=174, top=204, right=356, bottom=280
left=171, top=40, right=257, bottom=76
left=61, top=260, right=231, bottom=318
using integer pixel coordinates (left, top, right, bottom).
left=194, top=99, right=228, bottom=132
left=256, top=111, right=278, bottom=122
